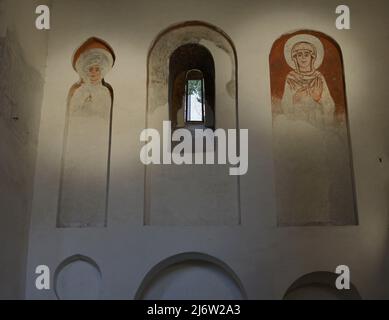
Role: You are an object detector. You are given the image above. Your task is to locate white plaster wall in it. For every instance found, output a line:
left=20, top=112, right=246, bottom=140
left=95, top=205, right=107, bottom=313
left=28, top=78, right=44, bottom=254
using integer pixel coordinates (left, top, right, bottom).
left=0, top=0, right=50, bottom=299
left=26, top=0, right=389, bottom=299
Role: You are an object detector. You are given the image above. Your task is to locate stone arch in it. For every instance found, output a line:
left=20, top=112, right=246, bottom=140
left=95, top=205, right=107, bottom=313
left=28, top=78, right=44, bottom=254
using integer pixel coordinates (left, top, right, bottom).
left=135, top=252, right=247, bottom=300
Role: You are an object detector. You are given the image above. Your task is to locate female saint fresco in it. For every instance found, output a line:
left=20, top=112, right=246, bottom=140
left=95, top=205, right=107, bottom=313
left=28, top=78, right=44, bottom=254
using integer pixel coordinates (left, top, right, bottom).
left=270, top=32, right=356, bottom=226
left=58, top=38, right=114, bottom=228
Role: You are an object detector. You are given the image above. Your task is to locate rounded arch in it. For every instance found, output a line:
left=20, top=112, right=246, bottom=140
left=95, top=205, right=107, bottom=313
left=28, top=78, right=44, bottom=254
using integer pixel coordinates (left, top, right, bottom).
left=147, top=20, right=238, bottom=68
left=283, top=271, right=361, bottom=300
left=54, top=254, right=102, bottom=300
left=145, top=20, right=238, bottom=125
left=135, top=252, right=247, bottom=300
left=57, top=37, right=115, bottom=228
left=71, top=36, right=116, bottom=72
left=169, top=43, right=215, bottom=128
left=269, top=29, right=357, bottom=227
left=144, top=21, right=241, bottom=226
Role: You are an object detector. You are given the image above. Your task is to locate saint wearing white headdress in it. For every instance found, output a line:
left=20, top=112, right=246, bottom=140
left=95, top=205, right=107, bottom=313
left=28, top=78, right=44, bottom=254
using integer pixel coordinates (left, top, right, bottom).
left=58, top=39, right=115, bottom=228
left=69, top=47, right=113, bottom=116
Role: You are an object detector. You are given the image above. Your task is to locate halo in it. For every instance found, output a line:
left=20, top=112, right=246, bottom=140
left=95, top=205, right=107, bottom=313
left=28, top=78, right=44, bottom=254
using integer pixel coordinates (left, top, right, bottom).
left=72, top=37, right=115, bottom=71
left=284, top=34, right=324, bottom=70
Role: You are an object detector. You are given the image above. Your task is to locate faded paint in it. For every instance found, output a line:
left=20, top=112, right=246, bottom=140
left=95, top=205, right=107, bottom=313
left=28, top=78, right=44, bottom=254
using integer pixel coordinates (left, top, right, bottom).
left=270, top=30, right=357, bottom=226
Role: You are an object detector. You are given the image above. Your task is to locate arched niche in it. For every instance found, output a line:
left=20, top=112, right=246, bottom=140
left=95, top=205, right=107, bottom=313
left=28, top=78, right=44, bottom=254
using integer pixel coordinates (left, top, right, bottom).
left=144, top=21, right=240, bottom=226
left=135, top=252, right=247, bottom=300
left=283, top=271, right=361, bottom=300
left=54, top=255, right=102, bottom=300
left=269, top=30, right=357, bottom=227
left=169, top=43, right=215, bottom=129
left=57, top=37, right=115, bottom=228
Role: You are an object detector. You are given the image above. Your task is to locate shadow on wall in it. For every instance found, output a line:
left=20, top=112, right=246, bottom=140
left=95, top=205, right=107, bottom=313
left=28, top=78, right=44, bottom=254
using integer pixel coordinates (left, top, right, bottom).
left=387, top=178, right=389, bottom=227
left=283, top=271, right=361, bottom=300
left=0, top=29, right=44, bottom=144
left=383, top=179, right=389, bottom=298
left=135, top=252, right=247, bottom=300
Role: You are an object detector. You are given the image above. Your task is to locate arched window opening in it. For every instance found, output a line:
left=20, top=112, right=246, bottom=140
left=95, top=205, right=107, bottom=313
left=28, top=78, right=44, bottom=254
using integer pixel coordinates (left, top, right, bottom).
left=169, top=43, right=215, bottom=130
left=185, top=69, right=205, bottom=123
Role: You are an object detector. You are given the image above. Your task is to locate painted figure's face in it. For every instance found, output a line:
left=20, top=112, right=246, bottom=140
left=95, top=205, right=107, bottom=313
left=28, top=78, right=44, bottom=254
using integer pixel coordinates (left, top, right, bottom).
left=87, top=64, right=102, bottom=84
left=295, top=50, right=312, bottom=69
left=291, top=42, right=316, bottom=73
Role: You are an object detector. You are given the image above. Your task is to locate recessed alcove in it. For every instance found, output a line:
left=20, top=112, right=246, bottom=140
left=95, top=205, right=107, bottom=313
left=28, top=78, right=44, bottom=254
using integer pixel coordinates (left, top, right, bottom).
left=57, top=37, right=115, bottom=228
left=144, top=21, right=240, bottom=226
left=135, top=253, right=246, bottom=300
left=269, top=30, right=357, bottom=226
left=283, top=272, right=361, bottom=300
left=54, top=255, right=102, bottom=300
left=169, top=44, right=215, bottom=130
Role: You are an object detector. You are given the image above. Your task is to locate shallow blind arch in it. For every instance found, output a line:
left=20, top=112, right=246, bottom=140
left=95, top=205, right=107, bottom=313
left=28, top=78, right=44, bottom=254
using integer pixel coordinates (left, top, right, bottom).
left=135, top=253, right=247, bottom=300
left=269, top=30, right=357, bottom=226
left=57, top=37, right=115, bottom=228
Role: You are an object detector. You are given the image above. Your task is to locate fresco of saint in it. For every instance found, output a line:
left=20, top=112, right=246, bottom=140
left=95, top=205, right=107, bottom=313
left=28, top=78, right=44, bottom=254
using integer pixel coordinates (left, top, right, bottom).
left=58, top=39, right=114, bottom=228
left=271, top=33, right=356, bottom=226
left=281, top=35, right=335, bottom=128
